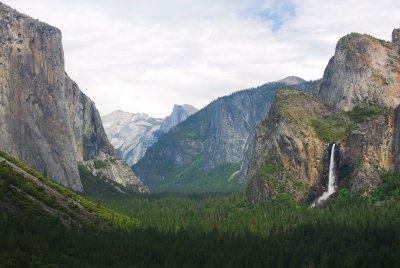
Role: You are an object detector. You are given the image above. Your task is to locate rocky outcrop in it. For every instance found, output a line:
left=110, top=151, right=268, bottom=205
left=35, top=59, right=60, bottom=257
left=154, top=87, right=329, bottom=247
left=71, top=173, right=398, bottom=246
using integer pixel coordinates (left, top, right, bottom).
left=317, top=29, right=400, bottom=195
left=0, top=2, right=142, bottom=192
left=80, top=153, right=149, bottom=193
left=247, top=29, right=400, bottom=203
left=245, top=89, right=397, bottom=203
left=246, top=90, right=339, bottom=203
left=319, top=33, right=400, bottom=111
left=102, top=104, right=197, bottom=167
left=134, top=79, right=319, bottom=190
left=160, top=104, right=198, bottom=133
left=277, top=76, right=306, bottom=85
left=339, top=111, right=394, bottom=194
left=392, top=28, right=400, bottom=45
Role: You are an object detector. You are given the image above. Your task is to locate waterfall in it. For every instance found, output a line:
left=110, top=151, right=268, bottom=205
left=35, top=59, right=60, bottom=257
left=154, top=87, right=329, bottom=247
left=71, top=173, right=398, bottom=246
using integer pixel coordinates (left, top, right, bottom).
left=311, top=144, right=337, bottom=207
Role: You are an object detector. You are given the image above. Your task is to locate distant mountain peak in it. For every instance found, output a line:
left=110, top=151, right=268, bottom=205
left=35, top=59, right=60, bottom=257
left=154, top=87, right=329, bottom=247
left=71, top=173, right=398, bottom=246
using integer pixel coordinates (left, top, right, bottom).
left=277, top=76, right=306, bottom=85
left=102, top=104, right=198, bottom=166
left=160, top=104, right=198, bottom=133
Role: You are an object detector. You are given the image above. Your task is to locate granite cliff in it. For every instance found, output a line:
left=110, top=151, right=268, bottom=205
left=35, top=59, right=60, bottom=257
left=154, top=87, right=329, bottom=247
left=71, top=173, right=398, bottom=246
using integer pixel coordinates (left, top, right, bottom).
left=0, top=3, right=83, bottom=191
left=66, top=76, right=114, bottom=162
left=319, top=32, right=400, bottom=110
left=322, top=29, right=400, bottom=197
left=246, top=90, right=350, bottom=203
left=246, top=29, right=400, bottom=204
left=0, top=3, right=146, bottom=192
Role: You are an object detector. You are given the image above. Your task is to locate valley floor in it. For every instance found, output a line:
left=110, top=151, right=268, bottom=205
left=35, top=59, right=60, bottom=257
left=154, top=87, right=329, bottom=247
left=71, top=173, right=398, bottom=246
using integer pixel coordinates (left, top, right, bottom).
left=2, top=150, right=400, bottom=267
left=1, top=190, right=400, bottom=267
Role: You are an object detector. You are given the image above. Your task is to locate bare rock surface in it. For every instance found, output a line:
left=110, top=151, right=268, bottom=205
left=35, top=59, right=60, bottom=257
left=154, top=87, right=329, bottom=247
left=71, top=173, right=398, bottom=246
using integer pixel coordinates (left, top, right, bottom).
left=0, top=3, right=143, bottom=192
left=319, top=33, right=400, bottom=111
left=80, top=153, right=149, bottom=193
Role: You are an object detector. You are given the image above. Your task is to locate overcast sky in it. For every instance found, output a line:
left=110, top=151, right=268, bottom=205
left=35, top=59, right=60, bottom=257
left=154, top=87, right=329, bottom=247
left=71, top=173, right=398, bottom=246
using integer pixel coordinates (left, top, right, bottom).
left=3, top=0, right=400, bottom=117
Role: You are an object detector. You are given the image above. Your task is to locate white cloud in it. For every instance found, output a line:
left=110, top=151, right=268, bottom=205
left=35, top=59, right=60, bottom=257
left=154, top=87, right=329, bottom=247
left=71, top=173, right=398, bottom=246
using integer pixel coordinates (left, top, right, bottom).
left=2, top=0, right=400, bottom=117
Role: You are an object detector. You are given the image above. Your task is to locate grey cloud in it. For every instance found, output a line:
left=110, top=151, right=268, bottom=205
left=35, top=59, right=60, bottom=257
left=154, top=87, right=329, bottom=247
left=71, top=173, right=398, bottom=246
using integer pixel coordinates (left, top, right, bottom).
left=2, top=0, right=400, bottom=117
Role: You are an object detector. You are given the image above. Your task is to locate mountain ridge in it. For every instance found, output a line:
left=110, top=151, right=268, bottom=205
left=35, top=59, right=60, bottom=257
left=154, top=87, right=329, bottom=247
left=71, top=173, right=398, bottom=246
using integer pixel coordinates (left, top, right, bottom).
left=0, top=150, right=138, bottom=229
left=133, top=78, right=320, bottom=192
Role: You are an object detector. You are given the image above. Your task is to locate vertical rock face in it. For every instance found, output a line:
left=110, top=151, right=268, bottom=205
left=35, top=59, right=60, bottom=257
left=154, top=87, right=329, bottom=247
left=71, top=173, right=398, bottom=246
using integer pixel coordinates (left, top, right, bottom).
left=247, top=29, right=400, bottom=203
left=342, top=106, right=400, bottom=194
left=201, top=90, right=273, bottom=171
left=202, top=78, right=317, bottom=174
left=245, top=90, right=336, bottom=203
left=319, top=33, right=400, bottom=111
left=245, top=89, right=397, bottom=203
left=340, top=112, right=394, bottom=194
left=0, top=4, right=82, bottom=191
left=0, top=3, right=134, bottom=192
left=316, top=29, right=400, bottom=196
left=65, top=76, right=114, bottom=161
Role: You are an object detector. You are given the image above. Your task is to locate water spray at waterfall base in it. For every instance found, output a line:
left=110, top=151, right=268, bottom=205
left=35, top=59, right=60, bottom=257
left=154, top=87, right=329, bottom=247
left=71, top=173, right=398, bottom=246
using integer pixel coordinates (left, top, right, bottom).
left=311, top=144, right=337, bottom=208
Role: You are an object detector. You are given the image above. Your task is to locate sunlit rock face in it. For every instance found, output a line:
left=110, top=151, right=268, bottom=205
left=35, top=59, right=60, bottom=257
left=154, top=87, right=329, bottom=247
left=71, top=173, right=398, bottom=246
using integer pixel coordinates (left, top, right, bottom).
left=319, top=32, right=400, bottom=111
left=247, top=29, right=400, bottom=204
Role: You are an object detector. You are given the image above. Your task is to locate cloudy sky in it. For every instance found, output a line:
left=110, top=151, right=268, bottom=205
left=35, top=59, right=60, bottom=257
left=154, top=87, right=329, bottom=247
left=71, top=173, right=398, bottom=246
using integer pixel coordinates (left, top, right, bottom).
left=3, top=0, right=400, bottom=117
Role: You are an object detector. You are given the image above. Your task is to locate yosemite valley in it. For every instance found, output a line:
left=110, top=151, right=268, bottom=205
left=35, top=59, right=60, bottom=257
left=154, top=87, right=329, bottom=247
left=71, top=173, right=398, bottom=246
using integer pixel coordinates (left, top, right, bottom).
left=0, top=1, right=400, bottom=267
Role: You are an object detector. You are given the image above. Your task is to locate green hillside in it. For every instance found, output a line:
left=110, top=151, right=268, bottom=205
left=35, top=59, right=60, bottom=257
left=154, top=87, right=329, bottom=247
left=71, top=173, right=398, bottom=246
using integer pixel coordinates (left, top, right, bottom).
left=1, top=151, right=400, bottom=267
left=0, top=151, right=138, bottom=231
